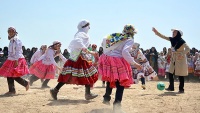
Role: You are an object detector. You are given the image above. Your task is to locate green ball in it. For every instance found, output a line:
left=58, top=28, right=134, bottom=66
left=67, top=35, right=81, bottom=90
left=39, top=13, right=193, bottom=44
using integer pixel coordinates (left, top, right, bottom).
left=157, top=82, right=165, bottom=91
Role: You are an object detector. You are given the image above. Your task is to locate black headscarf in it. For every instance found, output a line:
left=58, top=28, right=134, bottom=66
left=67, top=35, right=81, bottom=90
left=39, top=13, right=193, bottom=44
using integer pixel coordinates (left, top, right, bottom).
left=169, top=31, right=186, bottom=51
left=98, top=47, right=103, bottom=56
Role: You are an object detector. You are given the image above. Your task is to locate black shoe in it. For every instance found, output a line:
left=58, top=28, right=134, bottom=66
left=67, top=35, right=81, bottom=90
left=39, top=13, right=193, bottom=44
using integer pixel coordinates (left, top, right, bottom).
left=178, top=90, right=184, bottom=94
left=4, top=91, right=16, bottom=96
left=165, top=88, right=174, bottom=91
left=102, top=100, right=110, bottom=105
left=50, top=88, right=58, bottom=100
left=85, top=93, right=98, bottom=100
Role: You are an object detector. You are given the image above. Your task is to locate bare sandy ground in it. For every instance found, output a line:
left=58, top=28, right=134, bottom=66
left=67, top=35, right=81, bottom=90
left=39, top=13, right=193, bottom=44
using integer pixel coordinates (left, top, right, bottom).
left=0, top=77, right=200, bottom=113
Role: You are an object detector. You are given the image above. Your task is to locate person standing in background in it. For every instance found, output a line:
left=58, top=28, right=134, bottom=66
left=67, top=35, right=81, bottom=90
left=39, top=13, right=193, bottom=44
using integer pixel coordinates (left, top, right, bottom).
left=152, top=27, right=190, bottom=93
left=149, top=47, right=158, bottom=73
left=63, top=49, right=70, bottom=59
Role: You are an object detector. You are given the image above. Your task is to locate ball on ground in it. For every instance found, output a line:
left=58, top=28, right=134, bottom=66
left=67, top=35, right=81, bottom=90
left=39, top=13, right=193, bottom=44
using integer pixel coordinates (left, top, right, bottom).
left=157, top=82, right=165, bottom=91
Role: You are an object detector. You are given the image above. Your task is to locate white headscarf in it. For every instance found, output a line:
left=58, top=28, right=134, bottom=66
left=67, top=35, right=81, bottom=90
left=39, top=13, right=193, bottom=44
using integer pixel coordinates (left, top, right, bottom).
left=132, top=43, right=140, bottom=49
left=8, top=27, right=18, bottom=55
left=77, top=20, right=90, bottom=34
left=68, top=20, right=90, bottom=52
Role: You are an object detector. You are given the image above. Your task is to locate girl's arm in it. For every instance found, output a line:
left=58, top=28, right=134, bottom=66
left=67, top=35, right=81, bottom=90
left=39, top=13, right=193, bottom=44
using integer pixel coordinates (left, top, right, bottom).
left=58, top=53, right=67, bottom=63
left=152, top=27, right=170, bottom=41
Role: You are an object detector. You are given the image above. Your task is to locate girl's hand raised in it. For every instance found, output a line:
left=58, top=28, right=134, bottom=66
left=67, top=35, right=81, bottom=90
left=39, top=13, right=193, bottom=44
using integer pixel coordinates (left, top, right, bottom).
left=152, top=27, right=158, bottom=34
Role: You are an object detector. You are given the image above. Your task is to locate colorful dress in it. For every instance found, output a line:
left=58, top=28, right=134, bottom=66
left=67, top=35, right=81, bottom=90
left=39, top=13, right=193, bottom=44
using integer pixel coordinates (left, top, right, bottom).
left=165, top=54, right=171, bottom=73
left=0, top=36, right=29, bottom=77
left=187, top=57, right=194, bottom=74
left=130, top=48, right=157, bottom=83
left=29, top=48, right=66, bottom=79
left=98, top=33, right=135, bottom=88
left=157, top=55, right=166, bottom=76
left=58, top=32, right=98, bottom=85
left=194, top=58, right=200, bottom=76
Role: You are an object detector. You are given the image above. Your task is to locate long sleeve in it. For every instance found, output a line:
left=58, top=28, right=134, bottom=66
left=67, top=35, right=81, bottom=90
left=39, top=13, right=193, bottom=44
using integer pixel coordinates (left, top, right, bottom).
left=48, top=50, right=58, bottom=67
left=183, top=43, right=190, bottom=54
left=137, top=50, right=146, bottom=61
left=30, top=50, right=41, bottom=64
left=58, top=53, right=67, bottom=63
left=122, top=40, right=136, bottom=65
left=155, top=32, right=170, bottom=41
left=8, top=39, right=24, bottom=60
left=68, top=32, right=90, bottom=50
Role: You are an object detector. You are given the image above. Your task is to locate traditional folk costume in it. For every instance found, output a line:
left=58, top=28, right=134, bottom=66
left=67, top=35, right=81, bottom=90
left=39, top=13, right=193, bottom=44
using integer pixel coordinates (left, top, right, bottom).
left=29, top=45, right=47, bottom=85
left=129, top=43, right=157, bottom=89
left=29, top=41, right=66, bottom=88
left=50, top=20, right=98, bottom=101
left=0, top=27, right=29, bottom=95
left=98, top=25, right=139, bottom=112
left=194, top=55, right=200, bottom=76
left=187, top=56, right=194, bottom=74
left=165, top=53, right=171, bottom=75
left=157, top=53, right=166, bottom=76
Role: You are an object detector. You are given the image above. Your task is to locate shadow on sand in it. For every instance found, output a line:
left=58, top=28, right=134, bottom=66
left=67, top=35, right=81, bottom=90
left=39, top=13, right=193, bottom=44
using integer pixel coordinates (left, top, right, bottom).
left=87, top=108, right=113, bottom=113
left=47, top=99, right=94, bottom=106
left=0, top=93, right=25, bottom=98
left=158, top=92, right=179, bottom=96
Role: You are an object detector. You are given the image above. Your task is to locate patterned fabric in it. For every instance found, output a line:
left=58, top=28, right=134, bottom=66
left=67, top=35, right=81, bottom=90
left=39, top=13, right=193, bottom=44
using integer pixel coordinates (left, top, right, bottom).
left=0, top=58, right=29, bottom=77
left=130, top=49, right=157, bottom=82
left=132, top=62, right=157, bottom=82
left=122, top=24, right=137, bottom=37
left=58, top=56, right=98, bottom=85
left=187, top=57, right=194, bottom=73
left=60, top=63, right=97, bottom=77
left=105, top=33, right=133, bottom=48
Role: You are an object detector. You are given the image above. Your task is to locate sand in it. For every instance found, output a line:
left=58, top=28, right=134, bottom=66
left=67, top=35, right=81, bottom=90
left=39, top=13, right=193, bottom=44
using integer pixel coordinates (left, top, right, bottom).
left=0, top=77, right=200, bottom=113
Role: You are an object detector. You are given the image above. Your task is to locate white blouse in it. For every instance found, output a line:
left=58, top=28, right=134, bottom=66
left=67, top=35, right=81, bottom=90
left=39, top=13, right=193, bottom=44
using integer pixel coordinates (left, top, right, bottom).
left=104, top=39, right=136, bottom=65
left=68, top=32, right=90, bottom=59
left=7, top=37, right=24, bottom=60
left=38, top=48, right=67, bottom=67
left=30, top=50, right=43, bottom=64
left=158, top=56, right=166, bottom=68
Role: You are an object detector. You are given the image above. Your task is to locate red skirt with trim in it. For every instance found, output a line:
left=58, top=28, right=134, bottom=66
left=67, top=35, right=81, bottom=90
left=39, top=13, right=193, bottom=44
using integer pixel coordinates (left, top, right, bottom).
left=29, top=61, right=56, bottom=79
left=98, top=54, right=133, bottom=88
left=58, top=56, right=98, bottom=85
left=0, top=58, right=29, bottom=77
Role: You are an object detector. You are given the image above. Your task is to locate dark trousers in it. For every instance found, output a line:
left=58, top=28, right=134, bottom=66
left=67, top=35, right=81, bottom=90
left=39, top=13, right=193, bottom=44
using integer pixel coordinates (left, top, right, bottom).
left=7, top=77, right=28, bottom=92
left=141, top=77, right=145, bottom=85
left=168, top=73, right=184, bottom=91
left=103, top=81, right=124, bottom=104
left=29, top=75, right=50, bottom=87
left=55, top=82, right=91, bottom=94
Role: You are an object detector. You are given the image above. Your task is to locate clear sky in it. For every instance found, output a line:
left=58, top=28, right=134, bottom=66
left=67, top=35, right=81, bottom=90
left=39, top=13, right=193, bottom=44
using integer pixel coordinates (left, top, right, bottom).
left=0, top=0, right=199, bottom=52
